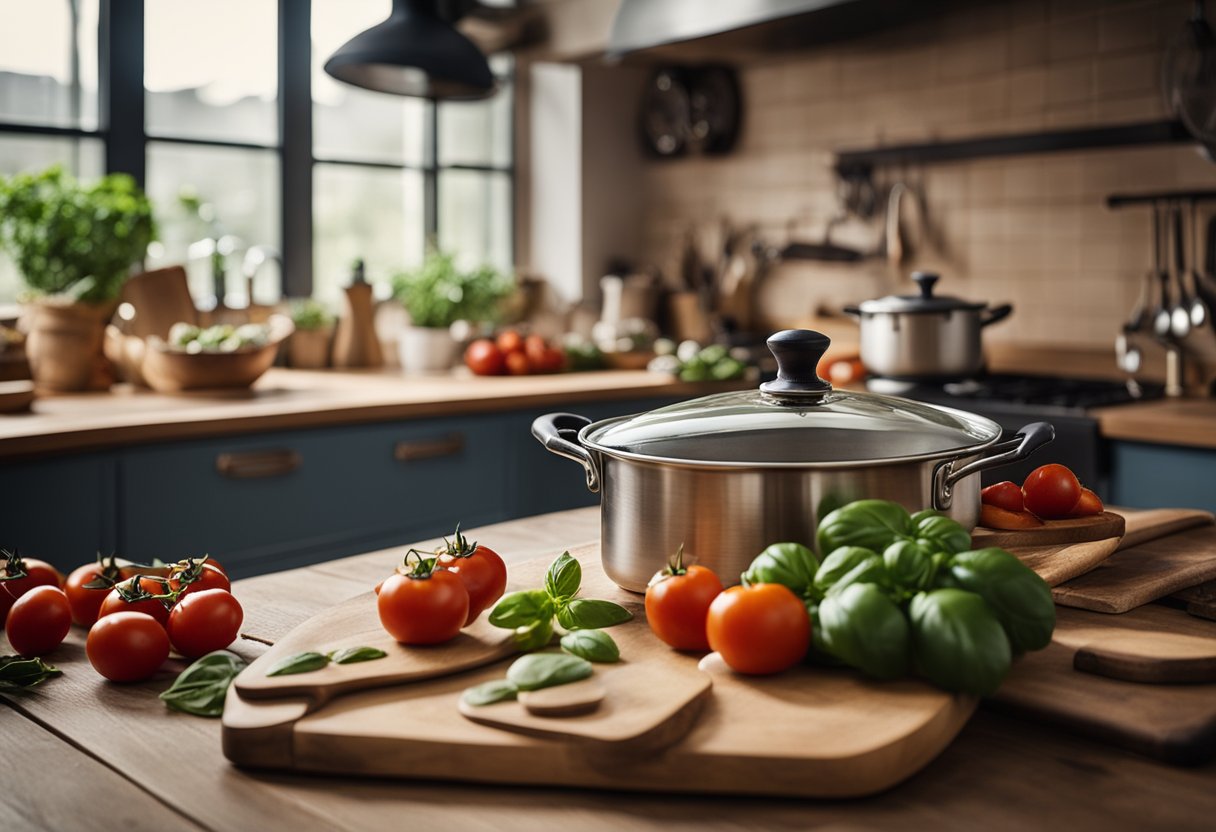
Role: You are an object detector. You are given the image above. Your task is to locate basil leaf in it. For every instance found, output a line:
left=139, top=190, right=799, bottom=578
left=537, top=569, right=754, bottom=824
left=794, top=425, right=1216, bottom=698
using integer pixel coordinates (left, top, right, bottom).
left=461, top=679, right=519, bottom=707
left=488, top=590, right=552, bottom=629
left=506, top=652, right=593, bottom=691
left=560, top=629, right=620, bottom=663
left=0, top=655, right=62, bottom=689
left=160, top=651, right=247, bottom=717
left=514, top=617, right=554, bottom=651
left=266, top=651, right=330, bottom=677
left=544, top=552, right=582, bottom=601
left=329, top=646, right=388, bottom=665
left=555, top=598, right=632, bottom=631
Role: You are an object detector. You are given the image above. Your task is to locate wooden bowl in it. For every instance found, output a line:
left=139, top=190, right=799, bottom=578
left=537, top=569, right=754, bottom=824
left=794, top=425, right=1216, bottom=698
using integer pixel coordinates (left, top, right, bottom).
left=140, top=315, right=293, bottom=393
left=603, top=350, right=655, bottom=371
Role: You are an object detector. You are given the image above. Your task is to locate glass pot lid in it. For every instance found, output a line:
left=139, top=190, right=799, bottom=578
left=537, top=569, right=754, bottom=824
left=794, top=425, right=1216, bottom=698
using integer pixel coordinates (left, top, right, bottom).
left=583, top=329, right=1001, bottom=466
left=856, top=272, right=986, bottom=315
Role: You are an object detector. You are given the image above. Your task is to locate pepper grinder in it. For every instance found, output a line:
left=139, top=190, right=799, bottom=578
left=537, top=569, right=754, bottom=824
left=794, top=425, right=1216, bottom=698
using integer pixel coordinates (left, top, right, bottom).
left=332, top=259, right=384, bottom=368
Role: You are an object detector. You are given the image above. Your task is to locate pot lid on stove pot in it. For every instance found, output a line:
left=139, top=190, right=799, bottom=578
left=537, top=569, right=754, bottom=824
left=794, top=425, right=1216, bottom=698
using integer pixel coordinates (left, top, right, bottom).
left=856, top=272, right=987, bottom=315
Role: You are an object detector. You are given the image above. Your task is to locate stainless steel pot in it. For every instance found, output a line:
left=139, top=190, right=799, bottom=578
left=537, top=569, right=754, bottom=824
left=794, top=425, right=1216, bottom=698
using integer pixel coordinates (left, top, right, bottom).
left=843, top=272, right=1012, bottom=380
left=533, top=329, right=1053, bottom=592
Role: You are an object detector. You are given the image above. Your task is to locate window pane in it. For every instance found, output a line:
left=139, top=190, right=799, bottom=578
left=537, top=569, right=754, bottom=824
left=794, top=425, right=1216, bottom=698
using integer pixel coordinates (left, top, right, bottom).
left=314, top=164, right=425, bottom=304
left=145, top=0, right=278, bottom=145
left=438, top=82, right=512, bottom=168
left=0, top=136, right=104, bottom=304
left=0, top=0, right=99, bottom=129
left=438, top=170, right=512, bottom=271
left=312, top=0, right=428, bottom=165
left=145, top=143, right=280, bottom=308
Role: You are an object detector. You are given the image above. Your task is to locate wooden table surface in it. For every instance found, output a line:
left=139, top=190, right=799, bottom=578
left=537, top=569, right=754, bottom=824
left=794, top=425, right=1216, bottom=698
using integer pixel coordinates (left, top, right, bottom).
left=4, top=508, right=1216, bottom=832
left=1091, top=398, right=1216, bottom=451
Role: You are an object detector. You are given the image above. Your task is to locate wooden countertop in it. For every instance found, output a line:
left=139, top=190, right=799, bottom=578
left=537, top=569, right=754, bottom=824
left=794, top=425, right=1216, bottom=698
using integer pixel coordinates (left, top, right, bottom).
left=0, top=369, right=739, bottom=460
left=4, top=508, right=1214, bottom=831
left=1092, top=398, right=1216, bottom=451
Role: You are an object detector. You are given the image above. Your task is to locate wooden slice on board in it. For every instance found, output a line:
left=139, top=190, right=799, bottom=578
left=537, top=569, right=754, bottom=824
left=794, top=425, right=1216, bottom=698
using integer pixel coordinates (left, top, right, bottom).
left=1054, top=604, right=1216, bottom=684
left=972, top=511, right=1125, bottom=549
left=518, top=677, right=606, bottom=716
left=0, top=380, right=35, bottom=414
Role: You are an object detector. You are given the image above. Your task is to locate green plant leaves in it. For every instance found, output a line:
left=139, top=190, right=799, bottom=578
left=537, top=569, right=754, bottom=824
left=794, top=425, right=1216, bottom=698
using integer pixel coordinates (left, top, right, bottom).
left=0, top=655, right=62, bottom=689
left=545, top=552, right=582, bottom=600
left=266, top=651, right=330, bottom=677
left=556, top=599, right=632, bottom=631
left=489, top=590, right=553, bottom=628
left=461, top=679, right=519, bottom=707
left=560, top=629, right=620, bottom=663
left=513, top=617, right=554, bottom=651
left=330, top=646, right=388, bottom=665
left=160, top=651, right=247, bottom=717
left=389, top=250, right=513, bottom=328
left=506, top=652, right=593, bottom=691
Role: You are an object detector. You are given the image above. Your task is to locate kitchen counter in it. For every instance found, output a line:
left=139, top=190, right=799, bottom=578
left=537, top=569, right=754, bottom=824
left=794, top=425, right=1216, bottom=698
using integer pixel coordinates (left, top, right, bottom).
left=0, top=369, right=741, bottom=460
left=4, top=508, right=1214, bottom=831
left=1092, top=398, right=1216, bottom=451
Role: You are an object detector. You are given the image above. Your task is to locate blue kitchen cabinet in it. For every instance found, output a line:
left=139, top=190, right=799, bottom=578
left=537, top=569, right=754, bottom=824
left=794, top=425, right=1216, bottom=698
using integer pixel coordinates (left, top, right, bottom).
left=0, top=452, right=117, bottom=570
left=1109, top=441, right=1216, bottom=513
left=119, top=415, right=510, bottom=578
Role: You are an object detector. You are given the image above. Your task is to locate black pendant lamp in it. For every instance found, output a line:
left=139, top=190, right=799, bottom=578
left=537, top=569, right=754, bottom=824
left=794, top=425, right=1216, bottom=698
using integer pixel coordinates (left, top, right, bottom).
left=323, top=0, right=496, bottom=100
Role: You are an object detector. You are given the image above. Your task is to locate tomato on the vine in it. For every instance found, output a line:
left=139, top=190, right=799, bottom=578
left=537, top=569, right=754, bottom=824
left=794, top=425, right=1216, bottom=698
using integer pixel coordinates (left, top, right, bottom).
left=98, top=576, right=173, bottom=627
left=6, top=585, right=72, bottom=656
left=167, top=588, right=243, bottom=658
left=436, top=527, right=506, bottom=625
left=706, top=583, right=810, bottom=675
left=378, top=555, right=469, bottom=645
left=86, top=611, right=170, bottom=683
left=0, top=551, right=62, bottom=624
left=644, top=546, right=723, bottom=651
left=166, top=558, right=230, bottom=597
left=64, top=554, right=132, bottom=627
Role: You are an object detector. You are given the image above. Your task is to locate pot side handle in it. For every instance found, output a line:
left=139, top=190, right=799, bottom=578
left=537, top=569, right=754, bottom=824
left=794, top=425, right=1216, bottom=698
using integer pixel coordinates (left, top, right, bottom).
left=933, top=421, right=1055, bottom=510
left=531, top=412, right=600, bottom=493
left=980, top=303, right=1013, bottom=327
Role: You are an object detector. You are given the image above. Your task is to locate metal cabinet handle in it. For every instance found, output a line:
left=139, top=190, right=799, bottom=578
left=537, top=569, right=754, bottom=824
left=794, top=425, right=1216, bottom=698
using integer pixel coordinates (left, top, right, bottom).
left=394, top=433, right=465, bottom=463
left=216, top=449, right=302, bottom=479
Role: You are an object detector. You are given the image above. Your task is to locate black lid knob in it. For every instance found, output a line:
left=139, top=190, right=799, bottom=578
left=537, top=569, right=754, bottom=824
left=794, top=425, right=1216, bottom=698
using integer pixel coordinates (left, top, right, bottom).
left=912, top=271, right=939, bottom=298
left=760, top=329, right=832, bottom=397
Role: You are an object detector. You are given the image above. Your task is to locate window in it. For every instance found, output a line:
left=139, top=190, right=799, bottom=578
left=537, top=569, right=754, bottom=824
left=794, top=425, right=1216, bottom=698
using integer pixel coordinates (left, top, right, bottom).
left=0, top=1, right=514, bottom=306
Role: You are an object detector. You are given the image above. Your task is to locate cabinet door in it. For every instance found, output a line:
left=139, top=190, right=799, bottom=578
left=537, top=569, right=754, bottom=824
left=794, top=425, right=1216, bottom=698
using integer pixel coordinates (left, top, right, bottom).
left=1109, top=441, right=1216, bottom=513
left=118, top=416, right=509, bottom=577
left=0, top=454, right=116, bottom=572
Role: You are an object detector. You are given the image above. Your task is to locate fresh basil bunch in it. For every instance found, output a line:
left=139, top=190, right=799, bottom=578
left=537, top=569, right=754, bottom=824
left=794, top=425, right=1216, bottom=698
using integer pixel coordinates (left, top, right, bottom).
left=489, top=552, right=631, bottom=659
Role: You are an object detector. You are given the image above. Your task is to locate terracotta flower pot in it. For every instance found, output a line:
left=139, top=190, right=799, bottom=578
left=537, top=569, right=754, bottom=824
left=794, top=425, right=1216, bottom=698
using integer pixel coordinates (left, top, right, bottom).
left=23, top=299, right=118, bottom=392
left=289, top=327, right=333, bottom=369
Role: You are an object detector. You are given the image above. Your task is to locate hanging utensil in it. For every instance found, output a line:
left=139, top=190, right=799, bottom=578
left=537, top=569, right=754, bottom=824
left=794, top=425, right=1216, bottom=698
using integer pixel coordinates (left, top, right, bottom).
left=1163, top=1, right=1216, bottom=146
left=1152, top=202, right=1174, bottom=338
left=1118, top=204, right=1162, bottom=374
left=1170, top=202, right=1193, bottom=339
left=1188, top=201, right=1212, bottom=329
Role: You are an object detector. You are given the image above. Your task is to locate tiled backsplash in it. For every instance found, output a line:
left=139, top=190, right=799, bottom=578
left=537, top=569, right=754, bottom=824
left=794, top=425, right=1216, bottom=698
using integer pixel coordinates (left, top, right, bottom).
left=637, top=0, right=1216, bottom=347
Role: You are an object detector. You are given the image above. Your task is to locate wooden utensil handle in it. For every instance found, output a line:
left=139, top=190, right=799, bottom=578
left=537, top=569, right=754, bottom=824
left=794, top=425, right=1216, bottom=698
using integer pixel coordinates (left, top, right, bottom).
left=216, top=449, right=302, bottom=479
left=393, top=433, right=464, bottom=462
left=1073, top=646, right=1216, bottom=684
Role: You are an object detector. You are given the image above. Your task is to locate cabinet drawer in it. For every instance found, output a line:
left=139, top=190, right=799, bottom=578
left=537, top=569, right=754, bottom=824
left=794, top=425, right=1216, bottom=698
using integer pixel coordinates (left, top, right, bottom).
left=118, top=416, right=509, bottom=575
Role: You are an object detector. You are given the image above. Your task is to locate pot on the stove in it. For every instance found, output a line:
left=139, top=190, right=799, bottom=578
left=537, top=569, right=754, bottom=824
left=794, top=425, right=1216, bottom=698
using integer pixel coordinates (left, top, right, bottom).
left=532, top=329, right=1053, bottom=592
left=844, top=272, right=1013, bottom=380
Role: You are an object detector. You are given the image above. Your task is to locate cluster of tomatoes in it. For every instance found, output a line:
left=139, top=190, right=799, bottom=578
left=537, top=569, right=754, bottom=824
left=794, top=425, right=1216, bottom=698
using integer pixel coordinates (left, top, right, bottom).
left=644, top=547, right=808, bottom=676
left=465, top=330, right=565, bottom=376
left=980, top=463, right=1104, bottom=530
left=1, top=550, right=242, bottom=683
left=376, top=529, right=506, bottom=645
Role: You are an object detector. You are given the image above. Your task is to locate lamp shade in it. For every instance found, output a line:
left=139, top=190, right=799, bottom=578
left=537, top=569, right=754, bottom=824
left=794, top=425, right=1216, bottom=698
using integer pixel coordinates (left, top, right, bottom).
left=323, top=0, right=496, bottom=100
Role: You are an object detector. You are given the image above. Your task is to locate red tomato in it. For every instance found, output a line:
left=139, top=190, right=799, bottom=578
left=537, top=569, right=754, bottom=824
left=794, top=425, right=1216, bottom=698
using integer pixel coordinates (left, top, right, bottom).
left=706, top=583, right=810, bottom=675
left=524, top=335, right=548, bottom=370
left=645, top=561, right=723, bottom=652
left=504, top=351, right=530, bottom=376
left=166, top=589, right=244, bottom=658
left=98, top=576, right=172, bottom=627
left=465, top=339, right=505, bottom=376
left=6, top=586, right=72, bottom=656
left=980, top=503, right=1044, bottom=530
left=496, top=330, right=524, bottom=355
left=438, top=540, right=507, bottom=625
left=1022, top=463, right=1082, bottom=519
left=1069, top=487, right=1104, bottom=517
left=541, top=346, right=566, bottom=373
left=167, top=560, right=230, bottom=597
left=0, top=552, right=62, bottom=625
left=378, top=567, right=469, bottom=645
left=65, top=560, right=124, bottom=627
left=86, top=611, right=170, bottom=683
left=981, top=481, right=1024, bottom=513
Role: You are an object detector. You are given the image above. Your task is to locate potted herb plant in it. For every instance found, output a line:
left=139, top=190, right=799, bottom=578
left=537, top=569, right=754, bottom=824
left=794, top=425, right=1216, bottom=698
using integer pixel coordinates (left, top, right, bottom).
left=288, top=298, right=335, bottom=369
left=390, top=250, right=513, bottom=373
left=0, top=166, right=155, bottom=391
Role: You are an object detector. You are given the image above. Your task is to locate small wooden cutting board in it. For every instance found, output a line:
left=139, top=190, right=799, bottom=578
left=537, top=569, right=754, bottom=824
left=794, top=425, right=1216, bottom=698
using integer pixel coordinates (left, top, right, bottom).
left=1054, top=605, right=1216, bottom=684
left=972, top=511, right=1124, bottom=550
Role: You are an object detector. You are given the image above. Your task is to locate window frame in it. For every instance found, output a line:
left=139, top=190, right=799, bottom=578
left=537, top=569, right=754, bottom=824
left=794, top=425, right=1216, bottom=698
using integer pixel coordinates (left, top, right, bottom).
left=0, top=0, right=515, bottom=299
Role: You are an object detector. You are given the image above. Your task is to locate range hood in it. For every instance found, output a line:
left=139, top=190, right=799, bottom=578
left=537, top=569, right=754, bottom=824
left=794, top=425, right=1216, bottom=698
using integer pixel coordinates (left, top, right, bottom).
left=607, top=0, right=941, bottom=59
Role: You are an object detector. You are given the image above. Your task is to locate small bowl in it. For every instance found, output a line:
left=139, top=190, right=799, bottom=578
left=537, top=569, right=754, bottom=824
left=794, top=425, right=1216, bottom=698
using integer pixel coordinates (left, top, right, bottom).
left=139, top=315, right=294, bottom=393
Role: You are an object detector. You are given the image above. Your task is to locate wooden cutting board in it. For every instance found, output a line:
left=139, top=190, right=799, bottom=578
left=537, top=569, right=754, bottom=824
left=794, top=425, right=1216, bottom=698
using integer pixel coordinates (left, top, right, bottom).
left=972, top=511, right=1124, bottom=549
left=1053, top=605, right=1216, bottom=684
left=223, top=548, right=977, bottom=798
left=992, top=606, right=1216, bottom=765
